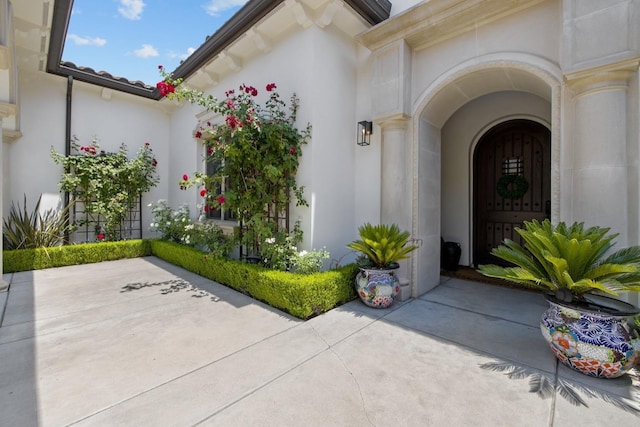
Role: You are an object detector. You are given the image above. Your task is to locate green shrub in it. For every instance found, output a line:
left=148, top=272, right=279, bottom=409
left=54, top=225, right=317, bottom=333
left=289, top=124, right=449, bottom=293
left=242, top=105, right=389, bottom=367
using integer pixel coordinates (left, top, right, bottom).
left=148, top=200, right=232, bottom=257
left=3, top=240, right=151, bottom=273
left=150, top=240, right=356, bottom=318
left=3, top=238, right=357, bottom=319
left=3, top=194, right=74, bottom=250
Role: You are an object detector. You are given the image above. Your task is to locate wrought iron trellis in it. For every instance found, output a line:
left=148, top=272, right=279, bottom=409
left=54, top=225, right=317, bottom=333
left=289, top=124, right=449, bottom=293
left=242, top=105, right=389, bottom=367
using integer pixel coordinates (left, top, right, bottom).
left=69, top=195, right=143, bottom=243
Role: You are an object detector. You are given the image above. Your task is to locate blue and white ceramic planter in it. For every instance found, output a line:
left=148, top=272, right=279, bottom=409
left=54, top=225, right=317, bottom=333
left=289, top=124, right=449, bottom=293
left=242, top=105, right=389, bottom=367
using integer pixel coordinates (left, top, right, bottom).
left=355, top=268, right=400, bottom=309
left=540, top=294, right=640, bottom=379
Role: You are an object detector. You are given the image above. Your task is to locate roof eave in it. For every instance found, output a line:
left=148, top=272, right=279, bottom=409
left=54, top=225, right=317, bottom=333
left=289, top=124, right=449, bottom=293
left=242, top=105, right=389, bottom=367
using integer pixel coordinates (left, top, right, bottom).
left=47, top=0, right=392, bottom=99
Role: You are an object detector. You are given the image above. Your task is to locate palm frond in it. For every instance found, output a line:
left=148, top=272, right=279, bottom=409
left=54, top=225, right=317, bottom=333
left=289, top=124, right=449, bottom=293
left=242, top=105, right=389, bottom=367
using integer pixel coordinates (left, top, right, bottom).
left=347, top=223, right=418, bottom=268
left=478, top=219, right=640, bottom=297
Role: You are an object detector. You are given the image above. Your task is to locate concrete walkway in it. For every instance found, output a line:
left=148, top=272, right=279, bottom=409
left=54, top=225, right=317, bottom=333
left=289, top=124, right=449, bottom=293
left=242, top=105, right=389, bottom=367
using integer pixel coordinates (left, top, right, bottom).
left=0, top=257, right=638, bottom=426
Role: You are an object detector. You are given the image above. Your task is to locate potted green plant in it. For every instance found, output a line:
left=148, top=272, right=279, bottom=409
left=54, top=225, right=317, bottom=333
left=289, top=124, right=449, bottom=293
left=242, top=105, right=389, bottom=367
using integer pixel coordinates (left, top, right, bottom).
left=347, top=223, right=418, bottom=308
left=478, top=219, right=640, bottom=378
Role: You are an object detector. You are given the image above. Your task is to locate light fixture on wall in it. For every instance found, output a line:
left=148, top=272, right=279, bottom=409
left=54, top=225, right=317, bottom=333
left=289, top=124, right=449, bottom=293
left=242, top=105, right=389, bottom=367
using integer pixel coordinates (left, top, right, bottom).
left=357, top=121, right=373, bottom=146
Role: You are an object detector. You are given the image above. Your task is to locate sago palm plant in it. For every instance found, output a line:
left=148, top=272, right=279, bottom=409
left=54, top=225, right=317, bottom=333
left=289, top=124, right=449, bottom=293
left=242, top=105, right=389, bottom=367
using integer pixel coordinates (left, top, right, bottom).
left=347, top=223, right=418, bottom=269
left=478, top=219, right=640, bottom=300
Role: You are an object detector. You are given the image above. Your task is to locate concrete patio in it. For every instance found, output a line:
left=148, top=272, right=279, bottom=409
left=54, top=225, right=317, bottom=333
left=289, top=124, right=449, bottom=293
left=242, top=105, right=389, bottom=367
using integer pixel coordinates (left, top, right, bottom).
left=0, top=257, right=638, bottom=426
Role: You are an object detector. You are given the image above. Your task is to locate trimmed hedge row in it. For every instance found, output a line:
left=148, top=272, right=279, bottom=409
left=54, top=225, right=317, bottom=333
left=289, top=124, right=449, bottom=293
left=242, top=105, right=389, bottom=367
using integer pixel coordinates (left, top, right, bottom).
left=2, top=239, right=358, bottom=319
left=3, top=240, right=152, bottom=273
left=150, top=240, right=357, bottom=319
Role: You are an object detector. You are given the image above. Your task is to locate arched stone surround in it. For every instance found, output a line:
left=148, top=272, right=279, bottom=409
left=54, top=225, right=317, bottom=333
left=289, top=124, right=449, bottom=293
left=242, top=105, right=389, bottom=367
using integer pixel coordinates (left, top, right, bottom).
left=408, top=53, right=562, bottom=297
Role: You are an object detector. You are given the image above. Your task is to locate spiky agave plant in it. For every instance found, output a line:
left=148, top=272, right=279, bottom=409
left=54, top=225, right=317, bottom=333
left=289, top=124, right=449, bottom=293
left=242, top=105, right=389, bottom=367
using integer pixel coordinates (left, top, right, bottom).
left=347, top=223, right=418, bottom=269
left=478, top=219, right=640, bottom=299
left=2, top=195, right=74, bottom=250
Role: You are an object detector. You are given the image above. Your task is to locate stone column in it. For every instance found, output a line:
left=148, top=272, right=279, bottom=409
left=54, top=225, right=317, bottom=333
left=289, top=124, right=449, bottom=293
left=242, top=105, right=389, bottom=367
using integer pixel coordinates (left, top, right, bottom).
left=565, top=60, right=639, bottom=247
left=370, top=39, right=415, bottom=299
left=378, top=115, right=413, bottom=300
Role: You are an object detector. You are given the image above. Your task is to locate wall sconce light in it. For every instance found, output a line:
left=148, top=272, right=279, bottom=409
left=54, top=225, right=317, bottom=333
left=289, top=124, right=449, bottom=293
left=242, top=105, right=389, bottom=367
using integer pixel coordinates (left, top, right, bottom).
left=357, top=121, right=373, bottom=146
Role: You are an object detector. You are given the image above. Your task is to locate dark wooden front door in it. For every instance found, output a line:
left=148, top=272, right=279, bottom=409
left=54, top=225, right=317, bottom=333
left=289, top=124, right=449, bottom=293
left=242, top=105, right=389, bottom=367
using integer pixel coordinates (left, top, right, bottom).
left=473, top=120, right=551, bottom=266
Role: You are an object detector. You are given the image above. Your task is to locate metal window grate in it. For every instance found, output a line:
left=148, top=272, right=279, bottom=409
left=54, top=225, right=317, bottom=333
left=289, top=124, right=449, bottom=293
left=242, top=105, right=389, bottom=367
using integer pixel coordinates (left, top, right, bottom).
left=502, top=157, right=523, bottom=175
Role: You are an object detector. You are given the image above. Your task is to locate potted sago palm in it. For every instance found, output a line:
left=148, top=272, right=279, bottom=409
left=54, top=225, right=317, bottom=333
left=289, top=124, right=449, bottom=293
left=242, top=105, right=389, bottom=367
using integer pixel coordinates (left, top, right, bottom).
left=478, top=219, right=640, bottom=378
left=347, top=223, right=418, bottom=308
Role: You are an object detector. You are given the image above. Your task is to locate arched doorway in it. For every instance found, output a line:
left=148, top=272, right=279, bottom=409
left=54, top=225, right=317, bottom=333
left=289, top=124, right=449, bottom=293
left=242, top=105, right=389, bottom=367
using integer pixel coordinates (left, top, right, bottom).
left=473, top=119, right=551, bottom=266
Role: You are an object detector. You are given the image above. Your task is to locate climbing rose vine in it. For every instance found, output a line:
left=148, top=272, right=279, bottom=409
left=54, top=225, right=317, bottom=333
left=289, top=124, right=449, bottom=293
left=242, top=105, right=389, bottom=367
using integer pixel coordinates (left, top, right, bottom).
left=51, top=138, right=159, bottom=241
left=157, top=66, right=311, bottom=254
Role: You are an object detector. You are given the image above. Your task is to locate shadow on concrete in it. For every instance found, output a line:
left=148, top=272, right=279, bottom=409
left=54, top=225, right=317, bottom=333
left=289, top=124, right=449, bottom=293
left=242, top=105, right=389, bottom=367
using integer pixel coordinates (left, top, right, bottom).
left=0, top=270, right=39, bottom=426
left=121, top=278, right=222, bottom=301
left=480, top=360, right=640, bottom=416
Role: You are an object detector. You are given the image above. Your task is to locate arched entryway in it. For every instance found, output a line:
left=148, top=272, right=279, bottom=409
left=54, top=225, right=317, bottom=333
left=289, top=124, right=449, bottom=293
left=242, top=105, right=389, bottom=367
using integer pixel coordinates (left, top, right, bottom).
left=407, top=54, right=561, bottom=296
left=472, top=119, right=551, bottom=266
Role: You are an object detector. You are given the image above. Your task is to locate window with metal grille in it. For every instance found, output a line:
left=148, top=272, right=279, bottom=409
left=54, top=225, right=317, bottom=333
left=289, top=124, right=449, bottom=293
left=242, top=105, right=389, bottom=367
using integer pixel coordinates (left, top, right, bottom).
left=205, top=156, right=236, bottom=221
left=502, top=157, right=523, bottom=175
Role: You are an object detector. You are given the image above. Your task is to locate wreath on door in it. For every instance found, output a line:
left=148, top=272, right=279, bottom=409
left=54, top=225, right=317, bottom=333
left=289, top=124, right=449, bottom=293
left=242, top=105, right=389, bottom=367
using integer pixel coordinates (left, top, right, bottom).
left=496, top=174, right=529, bottom=199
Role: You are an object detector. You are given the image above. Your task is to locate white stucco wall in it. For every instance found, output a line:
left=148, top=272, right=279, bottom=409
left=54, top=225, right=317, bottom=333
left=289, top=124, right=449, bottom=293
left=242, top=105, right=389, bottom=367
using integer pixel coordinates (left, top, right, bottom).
left=9, top=71, right=170, bottom=238
left=385, top=1, right=562, bottom=293
left=389, top=0, right=422, bottom=16
left=5, top=0, right=639, bottom=307
left=353, top=44, right=382, bottom=232
left=411, top=0, right=561, bottom=111
left=166, top=24, right=360, bottom=261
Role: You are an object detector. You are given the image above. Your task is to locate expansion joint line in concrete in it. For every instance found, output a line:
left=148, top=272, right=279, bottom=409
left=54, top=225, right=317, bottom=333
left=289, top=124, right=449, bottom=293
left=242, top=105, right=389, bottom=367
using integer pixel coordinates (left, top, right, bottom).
left=67, top=322, right=306, bottom=426
left=309, top=323, right=375, bottom=426
left=548, top=359, right=559, bottom=427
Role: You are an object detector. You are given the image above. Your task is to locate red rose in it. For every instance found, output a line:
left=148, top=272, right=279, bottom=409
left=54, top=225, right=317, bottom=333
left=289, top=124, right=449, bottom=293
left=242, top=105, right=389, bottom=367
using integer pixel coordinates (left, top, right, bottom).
left=204, top=205, right=210, bottom=212
left=156, top=81, right=175, bottom=97
left=158, top=65, right=163, bottom=70
left=217, top=196, right=226, bottom=205
left=200, top=189, right=207, bottom=197
left=194, top=131, right=202, bottom=139
left=226, top=115, right=242, bottom=130
left=289, top=146, right=296, bottom=155
left=182, top=174, right=189, bottom=180
left=97, top=233, right=105, bottom=241
left=266, top=83, right=277, bottom=92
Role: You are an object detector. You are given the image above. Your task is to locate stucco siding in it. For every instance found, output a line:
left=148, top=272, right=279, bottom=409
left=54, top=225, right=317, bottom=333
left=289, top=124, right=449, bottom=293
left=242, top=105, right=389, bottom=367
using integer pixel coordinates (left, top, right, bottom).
left=10, top=71, right=170, bottom=239
left=411, top=0, right=561, bottom=111
left=165, top=24, right=360, bottom=260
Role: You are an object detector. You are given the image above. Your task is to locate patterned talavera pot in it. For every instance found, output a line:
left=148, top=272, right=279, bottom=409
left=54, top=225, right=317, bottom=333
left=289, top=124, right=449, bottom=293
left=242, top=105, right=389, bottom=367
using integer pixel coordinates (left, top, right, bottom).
left=355, top=267, right=400, bottom=309
left=540, top=294, right=640, bottom=379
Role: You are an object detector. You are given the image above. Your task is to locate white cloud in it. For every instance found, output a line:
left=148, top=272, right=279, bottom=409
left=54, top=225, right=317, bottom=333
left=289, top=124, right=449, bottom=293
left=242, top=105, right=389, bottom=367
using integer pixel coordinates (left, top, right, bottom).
left=203, top=0, right=248, bottom=16
left=118, top=0, right=145, bottom=20
left=67, top=34, right=107, bottom=47
left=133, top=44, right=159, bottom=58
left=168, top=47, right=196, bottom=60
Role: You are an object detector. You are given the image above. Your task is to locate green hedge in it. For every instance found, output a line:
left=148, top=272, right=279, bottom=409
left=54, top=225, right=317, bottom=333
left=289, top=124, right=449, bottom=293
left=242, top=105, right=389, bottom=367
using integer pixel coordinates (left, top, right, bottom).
left=3, top=239, right=358, bottom=319
left=3, top=240, right=151, bottom=273
left=150, top=240, right=357, bottom=319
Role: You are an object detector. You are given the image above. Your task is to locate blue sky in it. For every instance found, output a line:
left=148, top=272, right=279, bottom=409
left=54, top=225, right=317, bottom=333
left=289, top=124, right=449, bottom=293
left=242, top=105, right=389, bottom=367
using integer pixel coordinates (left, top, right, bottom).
left=63, top=0, right=249, bottom=85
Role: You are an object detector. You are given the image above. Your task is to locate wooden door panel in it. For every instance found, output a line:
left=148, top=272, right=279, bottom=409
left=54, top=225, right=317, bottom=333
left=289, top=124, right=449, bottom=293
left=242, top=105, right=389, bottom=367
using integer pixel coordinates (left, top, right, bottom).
left=474, top=120, right=551, bottom=266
